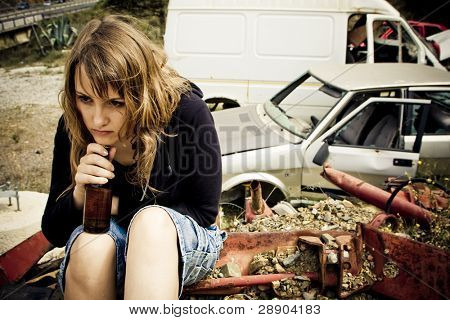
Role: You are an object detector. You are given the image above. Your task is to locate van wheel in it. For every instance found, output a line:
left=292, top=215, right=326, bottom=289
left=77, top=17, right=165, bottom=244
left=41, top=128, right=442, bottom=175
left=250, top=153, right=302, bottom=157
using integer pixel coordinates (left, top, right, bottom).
left=205, top=98, right=240, bottom=112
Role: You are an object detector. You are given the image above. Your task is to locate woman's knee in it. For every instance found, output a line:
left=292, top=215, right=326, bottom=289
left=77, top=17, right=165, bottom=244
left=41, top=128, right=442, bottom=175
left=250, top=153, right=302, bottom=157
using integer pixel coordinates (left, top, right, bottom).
left=129, top=207, right=177, bottom=241
left=66, top=232, right=116, bottom=282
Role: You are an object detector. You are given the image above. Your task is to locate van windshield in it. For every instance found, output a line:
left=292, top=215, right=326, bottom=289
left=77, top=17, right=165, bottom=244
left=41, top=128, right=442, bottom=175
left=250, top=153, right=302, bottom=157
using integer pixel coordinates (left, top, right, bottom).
left=264, top=73, right=343, bottom=138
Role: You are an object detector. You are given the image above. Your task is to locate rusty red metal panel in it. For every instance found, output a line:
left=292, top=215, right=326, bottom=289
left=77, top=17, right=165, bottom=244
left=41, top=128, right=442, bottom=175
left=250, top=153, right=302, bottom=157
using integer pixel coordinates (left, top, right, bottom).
left=361, top=224, right=449, bottom=299
left=214, top=231, right=311, bottom=275
left=321, top=166, right=434, bottom=226
left=213, top=230, right=350, bottom=275
left=0, top=231, right=52, bottom=286
left=185, top=230, right=350, bottom=294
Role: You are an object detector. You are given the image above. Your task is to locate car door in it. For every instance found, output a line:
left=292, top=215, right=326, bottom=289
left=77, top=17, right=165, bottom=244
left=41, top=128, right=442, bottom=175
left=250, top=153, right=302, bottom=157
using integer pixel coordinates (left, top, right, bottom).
left=301, top=97, right=431, bottom=193
left=365, top=14, right=443, bottom=69
left=404, top=87, right=450, bottom=177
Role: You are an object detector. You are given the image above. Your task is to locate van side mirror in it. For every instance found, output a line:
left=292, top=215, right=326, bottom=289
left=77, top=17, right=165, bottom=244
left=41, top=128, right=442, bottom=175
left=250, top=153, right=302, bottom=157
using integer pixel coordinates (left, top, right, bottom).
left=313, top=141, right=330, bottom=166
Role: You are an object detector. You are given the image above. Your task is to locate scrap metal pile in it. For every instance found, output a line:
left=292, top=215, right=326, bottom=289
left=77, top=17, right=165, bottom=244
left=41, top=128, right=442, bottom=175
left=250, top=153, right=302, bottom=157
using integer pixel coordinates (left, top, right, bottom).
left=184, top=166, right=449, bottom=300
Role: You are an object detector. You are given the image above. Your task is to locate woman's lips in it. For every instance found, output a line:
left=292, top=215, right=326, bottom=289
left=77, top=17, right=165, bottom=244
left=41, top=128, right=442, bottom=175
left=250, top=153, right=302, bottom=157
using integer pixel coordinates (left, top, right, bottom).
left=92, top=129, right=113, bottom=136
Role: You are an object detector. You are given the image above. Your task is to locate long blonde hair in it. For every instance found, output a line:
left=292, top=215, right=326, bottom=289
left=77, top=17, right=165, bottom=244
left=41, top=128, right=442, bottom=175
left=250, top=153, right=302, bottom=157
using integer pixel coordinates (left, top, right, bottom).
left=61, top=15, right=190, bottom=196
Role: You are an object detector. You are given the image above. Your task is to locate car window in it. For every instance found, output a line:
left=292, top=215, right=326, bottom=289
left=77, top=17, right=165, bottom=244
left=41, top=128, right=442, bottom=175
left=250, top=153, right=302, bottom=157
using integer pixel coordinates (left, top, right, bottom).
left=346, top=14, right=368, bottom=63
left=333, top=101, right=404, bottom=150
left=404, top=91, right=450, bottom=135
left=327, top=90, right=399, bottom=129
left=266, top=74, right=343, bottom=138
left=373, top=20, right=418, bottom=63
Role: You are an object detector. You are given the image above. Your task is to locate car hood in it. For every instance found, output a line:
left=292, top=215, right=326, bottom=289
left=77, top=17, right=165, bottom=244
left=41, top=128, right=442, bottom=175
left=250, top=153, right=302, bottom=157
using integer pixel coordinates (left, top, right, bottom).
left=212, top=104, right=302, bottom=155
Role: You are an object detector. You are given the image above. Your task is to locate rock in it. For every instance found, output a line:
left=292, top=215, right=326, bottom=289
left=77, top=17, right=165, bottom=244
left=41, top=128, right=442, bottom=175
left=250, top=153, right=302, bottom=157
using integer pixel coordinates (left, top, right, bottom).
left=272, top=278, right=308, bottom=298
left=272, top=201, right=297, bottom=216
left=293, top=275, right=310, bottom=281
left=249, top=257, right=269, bottom=274
left=302, top=289, right=317, bottom=300
left=342, top=215, right=351, bottom=221
left=282, top=252, right=301, bottom=267
left=272, top=280, right=280, bottom=289
left=323, top=212, right=332, bottom=223
left=321, top=225, right=338, bottom=231
left=220, top=262, right=242, bottom=278
left=327, top=252, right=338, bottom=264
left=275, top=263, right=286, bottom=273
left=321, top=233, right=335, bottom=245
left=265, top=266, right=275, bottom=273
left=342, top=250, right=350, bottom=259
left=342, top=199, right=354, bottom=208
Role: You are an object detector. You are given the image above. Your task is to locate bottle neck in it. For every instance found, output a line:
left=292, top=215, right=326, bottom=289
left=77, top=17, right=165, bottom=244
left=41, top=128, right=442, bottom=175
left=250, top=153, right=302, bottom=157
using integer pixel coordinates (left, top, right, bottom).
left=88, top=145, right=113, bottom=189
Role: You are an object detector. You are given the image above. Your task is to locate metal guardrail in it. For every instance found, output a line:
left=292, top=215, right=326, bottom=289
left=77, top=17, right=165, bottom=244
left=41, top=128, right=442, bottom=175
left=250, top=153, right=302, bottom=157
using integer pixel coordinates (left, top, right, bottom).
left=0, top=0, right=98, bottom=20
left=0, top=0, right=98, bottom=34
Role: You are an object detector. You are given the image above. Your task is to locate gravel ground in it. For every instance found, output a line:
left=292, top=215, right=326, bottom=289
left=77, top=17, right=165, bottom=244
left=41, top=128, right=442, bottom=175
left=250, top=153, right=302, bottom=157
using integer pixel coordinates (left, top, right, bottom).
left=0, top=66, right=64, bottom=253
left=0, top=67, right=63, bottom=108
left=0, top=66, right=64, bottom=193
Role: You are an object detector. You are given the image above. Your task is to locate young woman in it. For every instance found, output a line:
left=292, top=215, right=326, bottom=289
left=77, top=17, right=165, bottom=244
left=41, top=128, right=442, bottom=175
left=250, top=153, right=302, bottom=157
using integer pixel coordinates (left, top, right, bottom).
left=41, top=15, right=226, bottom=300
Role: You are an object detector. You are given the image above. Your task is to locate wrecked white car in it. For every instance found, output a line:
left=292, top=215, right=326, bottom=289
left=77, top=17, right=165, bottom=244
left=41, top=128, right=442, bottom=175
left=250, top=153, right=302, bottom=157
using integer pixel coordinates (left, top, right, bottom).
left=214, top=63, right=450, bottom=205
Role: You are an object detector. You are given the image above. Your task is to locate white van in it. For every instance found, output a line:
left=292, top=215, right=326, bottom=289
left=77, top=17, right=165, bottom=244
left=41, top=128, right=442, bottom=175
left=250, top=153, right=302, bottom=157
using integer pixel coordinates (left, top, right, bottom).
left=164, top=0, right=444, bottom=110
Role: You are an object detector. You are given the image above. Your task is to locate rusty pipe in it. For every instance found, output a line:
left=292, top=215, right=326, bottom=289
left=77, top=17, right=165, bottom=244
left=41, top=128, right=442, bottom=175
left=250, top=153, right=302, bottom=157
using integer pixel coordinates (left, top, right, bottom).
left=184, top=273, right=296, bottom=294
left=321, top=166, right=434, bottom=226
left=245, top=181, right=273, bottom=223
left=250, top=180, right=265, bottom=214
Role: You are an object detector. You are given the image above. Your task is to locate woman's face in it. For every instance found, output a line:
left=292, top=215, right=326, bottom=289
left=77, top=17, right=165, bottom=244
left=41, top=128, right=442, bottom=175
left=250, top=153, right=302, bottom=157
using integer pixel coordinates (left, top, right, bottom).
left=75, top=64, right=127, bottom=146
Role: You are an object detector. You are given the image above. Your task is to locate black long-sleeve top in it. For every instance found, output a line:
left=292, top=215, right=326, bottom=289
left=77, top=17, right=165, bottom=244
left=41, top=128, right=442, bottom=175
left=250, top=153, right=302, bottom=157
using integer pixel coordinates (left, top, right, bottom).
left=41, top=84, right=222, bottom=247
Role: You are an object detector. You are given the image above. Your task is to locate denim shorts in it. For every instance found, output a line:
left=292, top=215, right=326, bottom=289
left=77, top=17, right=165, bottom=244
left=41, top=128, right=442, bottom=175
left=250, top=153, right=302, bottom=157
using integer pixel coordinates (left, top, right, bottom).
left=57, top=205, right=227, bottom=299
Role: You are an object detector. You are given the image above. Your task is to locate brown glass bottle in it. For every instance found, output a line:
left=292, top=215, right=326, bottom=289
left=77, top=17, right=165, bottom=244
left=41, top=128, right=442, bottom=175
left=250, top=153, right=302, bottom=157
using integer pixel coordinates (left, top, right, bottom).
left=83, top=146, right=113, bottom=233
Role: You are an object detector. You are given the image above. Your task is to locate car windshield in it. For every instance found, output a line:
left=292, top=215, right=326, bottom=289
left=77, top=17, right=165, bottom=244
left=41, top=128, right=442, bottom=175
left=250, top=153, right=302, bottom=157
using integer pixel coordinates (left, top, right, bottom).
left=264, top=73, right=344, bottom=138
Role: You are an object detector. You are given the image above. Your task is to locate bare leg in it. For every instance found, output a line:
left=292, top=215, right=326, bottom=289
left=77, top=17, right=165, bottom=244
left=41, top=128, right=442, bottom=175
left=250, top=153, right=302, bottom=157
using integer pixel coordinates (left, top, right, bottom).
left=124, top=207, right=179, bottom=300
left=64, top=232, right=116, bottom=299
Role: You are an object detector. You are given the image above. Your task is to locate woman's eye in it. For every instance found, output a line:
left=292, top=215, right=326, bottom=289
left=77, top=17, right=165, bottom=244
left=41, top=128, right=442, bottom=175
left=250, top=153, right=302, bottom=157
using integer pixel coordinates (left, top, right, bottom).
left=78, top=95, right=92, bottom=104
left=110, top=100, right=125, bottom=107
